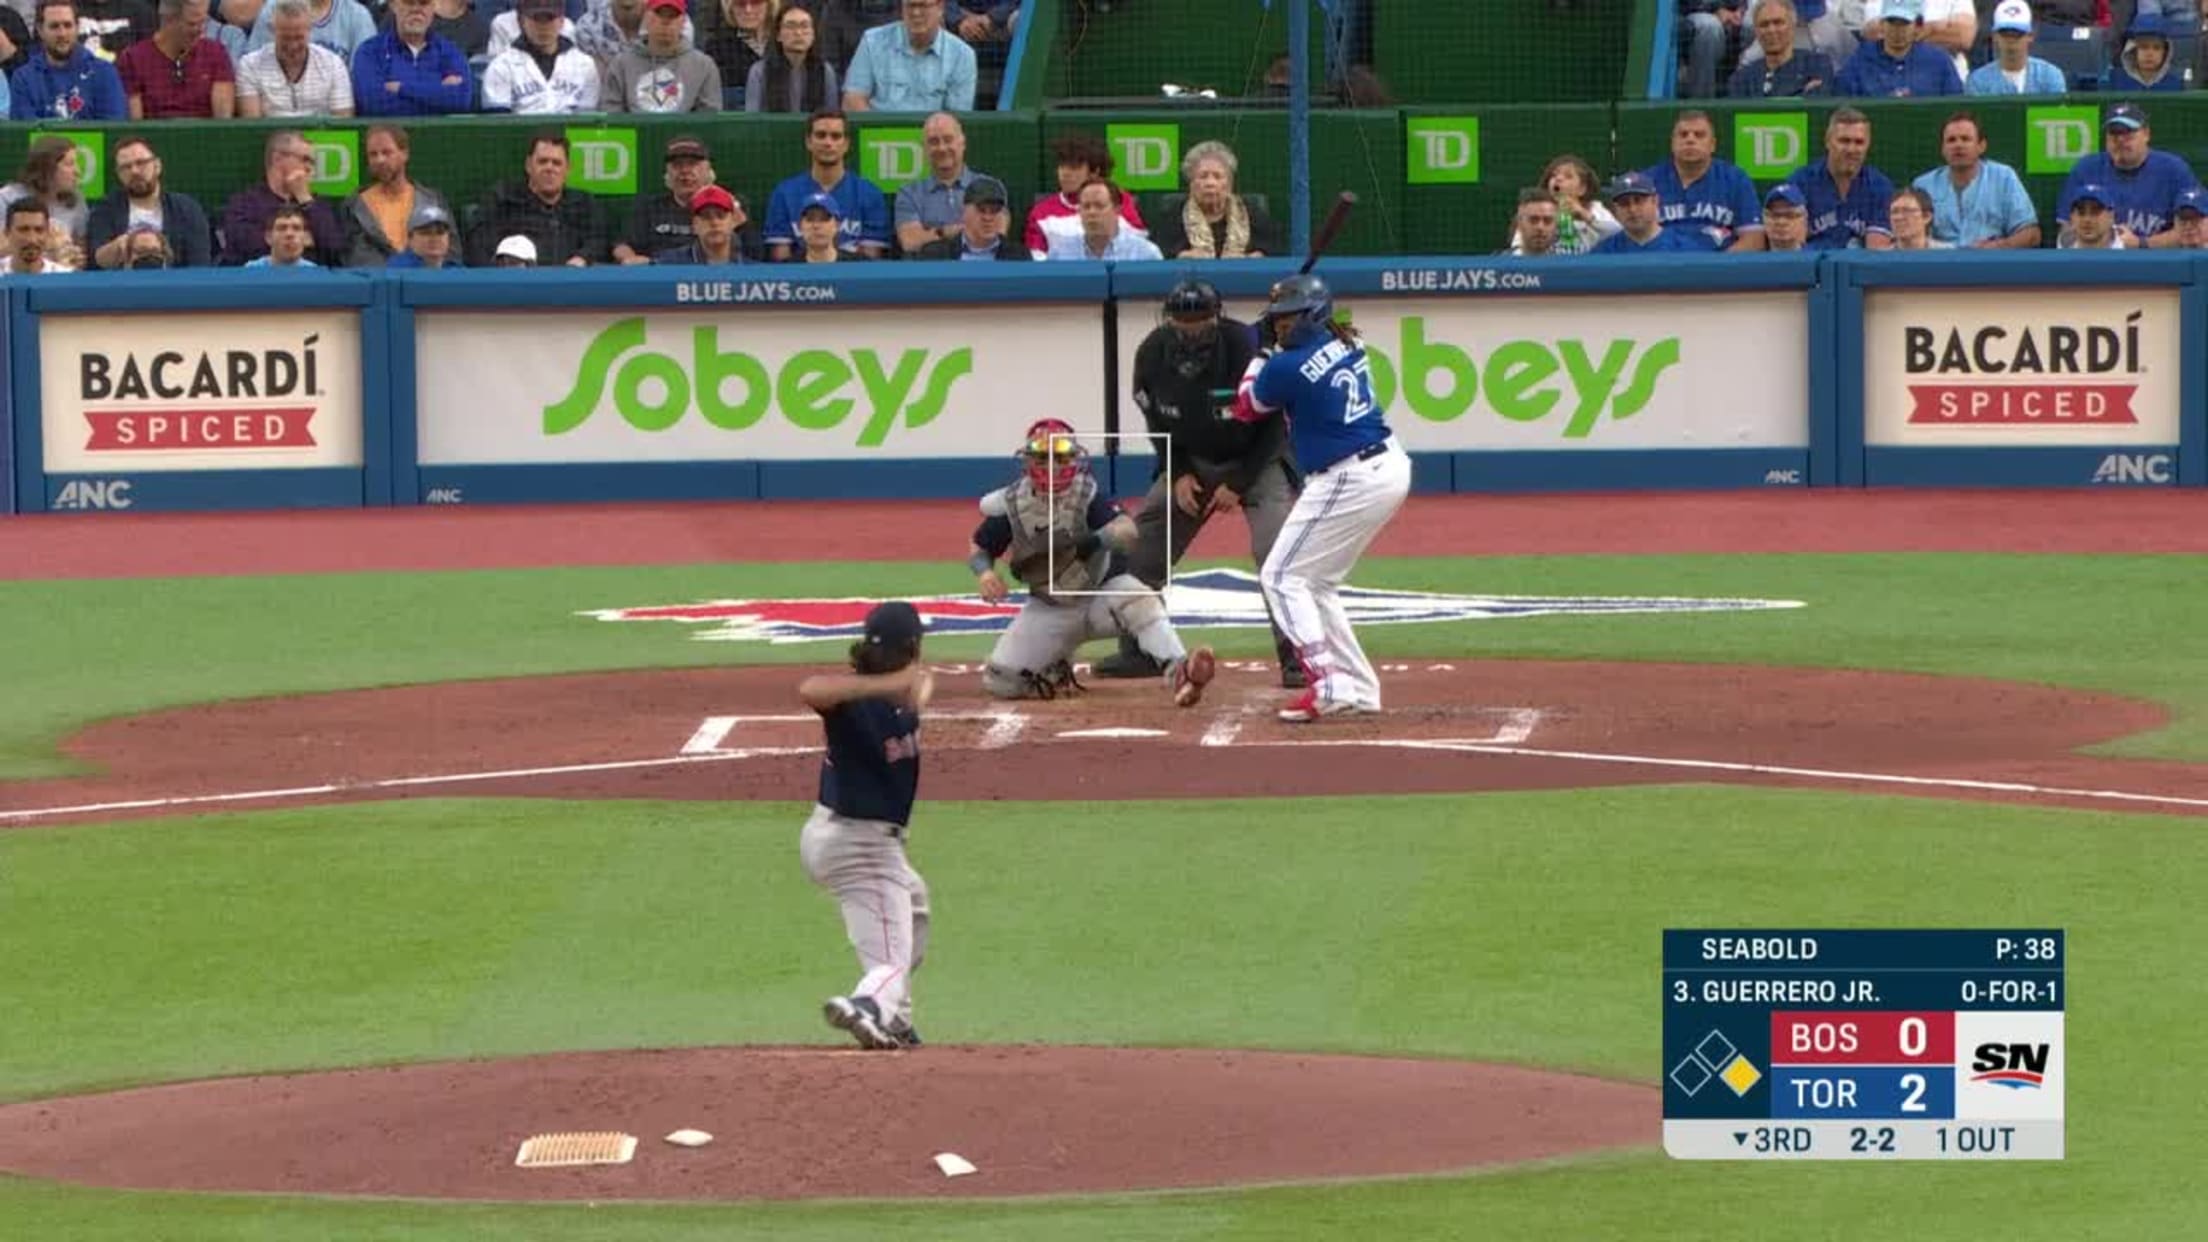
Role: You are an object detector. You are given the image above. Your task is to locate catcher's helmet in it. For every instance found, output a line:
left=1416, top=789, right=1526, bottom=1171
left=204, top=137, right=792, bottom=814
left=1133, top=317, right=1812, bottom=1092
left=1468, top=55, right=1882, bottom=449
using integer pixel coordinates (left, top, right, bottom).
left=1161, top=277, right=1223, bottom=321
left=1262, top=274, right=1335, bottom=349
left=1020, top=418, right=1088, bottom=492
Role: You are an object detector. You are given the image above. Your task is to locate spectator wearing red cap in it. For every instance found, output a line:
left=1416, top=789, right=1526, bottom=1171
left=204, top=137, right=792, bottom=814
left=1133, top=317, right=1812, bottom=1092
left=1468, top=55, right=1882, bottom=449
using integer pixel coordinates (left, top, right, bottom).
left=484, top=0, right=600, bottom=111
left=615, top=133, right=757, bottom=262
left=605, top=0, right=720, bottom=109
left=654, top=183, right=746, bottom=263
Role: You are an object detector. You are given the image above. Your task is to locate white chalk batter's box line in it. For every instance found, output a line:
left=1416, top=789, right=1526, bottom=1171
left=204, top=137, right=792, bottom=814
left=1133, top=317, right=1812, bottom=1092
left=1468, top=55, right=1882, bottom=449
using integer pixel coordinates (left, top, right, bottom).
left=678, top=707, right=1547, bottom=757
left=11, top=722, right=2208, bottom=822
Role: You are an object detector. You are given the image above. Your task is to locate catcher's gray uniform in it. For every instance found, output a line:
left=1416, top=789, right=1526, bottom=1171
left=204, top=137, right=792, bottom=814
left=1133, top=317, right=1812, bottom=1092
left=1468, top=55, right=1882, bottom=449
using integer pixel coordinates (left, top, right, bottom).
left=972, top=471, right=1200, bottom=700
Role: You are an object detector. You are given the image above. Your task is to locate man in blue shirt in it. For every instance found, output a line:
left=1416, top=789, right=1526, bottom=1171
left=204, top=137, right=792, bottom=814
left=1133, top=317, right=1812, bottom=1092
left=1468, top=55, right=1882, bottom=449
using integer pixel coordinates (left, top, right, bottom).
left=2057, top=103, right=2200, bottom=249
left=764, top=109, right=891, bottom=259
left=842, top=0, right=977, bottom=113
left=10, top=0, right=127, bottom=120
left=1912, top=110, right=2040, bottom=248
left=1591, top=172, right=1704, bottom=254
left=1761, top=183, right=1811, bottom=251
left=351, top=0, right=471, bottom=117
left=1836, top=0, right=1963, bottom=97
left=1736, top=0, right=1854, bottom=67
left=1966, top=0, right=2069, bottom=95
left=1644, top=109, right=1765, bottom=250
left=1728, top=0, right=1834, bottom=98
left=1784, top=106, right=1896, bottom=249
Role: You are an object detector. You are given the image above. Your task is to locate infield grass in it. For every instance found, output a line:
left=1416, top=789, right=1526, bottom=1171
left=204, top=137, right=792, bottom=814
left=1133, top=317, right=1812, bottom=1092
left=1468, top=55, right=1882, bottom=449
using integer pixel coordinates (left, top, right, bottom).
left=0, top=789, right=2200, bottom=1240
left=1, top=552, right=2205, bottom=780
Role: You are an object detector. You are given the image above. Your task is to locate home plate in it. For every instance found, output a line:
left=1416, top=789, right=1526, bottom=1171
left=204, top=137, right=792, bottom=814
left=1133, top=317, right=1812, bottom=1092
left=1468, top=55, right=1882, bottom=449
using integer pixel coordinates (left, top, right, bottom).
left=1056, top=727, right=1168, bottom=739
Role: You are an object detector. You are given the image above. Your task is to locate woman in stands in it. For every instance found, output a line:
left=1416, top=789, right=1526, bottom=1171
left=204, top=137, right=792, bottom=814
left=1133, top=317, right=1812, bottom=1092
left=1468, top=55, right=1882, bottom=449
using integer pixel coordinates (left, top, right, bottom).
left=746, top=0, right=839, bottom=112
left=0, top=137, right=88, bottom=271
left=702, top=0, right=778, bottom=104
left=1149, top=140, right=1283, bottom=260
left=1514, top=153, right=1620, bottom=256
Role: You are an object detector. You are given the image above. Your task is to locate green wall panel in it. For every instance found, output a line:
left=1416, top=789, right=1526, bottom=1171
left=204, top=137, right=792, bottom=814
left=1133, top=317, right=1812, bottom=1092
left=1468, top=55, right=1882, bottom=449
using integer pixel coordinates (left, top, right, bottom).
left=1372, top=0, right=1636, bottom=104
left=1401, top=103, right=1615, bottom=256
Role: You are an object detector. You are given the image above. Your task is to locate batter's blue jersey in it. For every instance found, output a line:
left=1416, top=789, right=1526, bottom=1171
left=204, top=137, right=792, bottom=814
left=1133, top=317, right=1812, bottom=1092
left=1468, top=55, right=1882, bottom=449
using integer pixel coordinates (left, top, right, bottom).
left=1643, top=159, right=1763, bottom=250
left=2057, top=151, right=2199, bottom=239
left=1250, top=333, right=1391, bottom=474
left=816, top=697, right=920, bottom=827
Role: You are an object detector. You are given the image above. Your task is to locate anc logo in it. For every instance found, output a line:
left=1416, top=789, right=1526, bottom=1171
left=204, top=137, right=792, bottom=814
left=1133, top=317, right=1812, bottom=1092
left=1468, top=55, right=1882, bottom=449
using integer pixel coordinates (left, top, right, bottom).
left=582, top=568, right=1805, bottom=644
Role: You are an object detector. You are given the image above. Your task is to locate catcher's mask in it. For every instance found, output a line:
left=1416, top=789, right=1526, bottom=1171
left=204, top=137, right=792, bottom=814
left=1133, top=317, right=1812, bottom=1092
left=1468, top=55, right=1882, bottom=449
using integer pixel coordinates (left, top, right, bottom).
left=1020, top=418, right=1089, bottom=493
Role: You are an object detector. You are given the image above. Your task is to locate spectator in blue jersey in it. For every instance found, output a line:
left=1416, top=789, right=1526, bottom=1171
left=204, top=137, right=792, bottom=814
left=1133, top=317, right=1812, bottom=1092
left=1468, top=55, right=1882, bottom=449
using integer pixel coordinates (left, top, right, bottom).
left=1911, top=111, right=2040, bottom=249
left=2057, top=103, right=2201, bottom=249
left=2105, top=14, right=2186, bottom=94
left=1644, top=109, right=1765, bottom=250
left=1760, top=183, right=1810, bottom=251
left=10, top=0, right=128, bottom=119
left=1678, top=2, right=1745, bottom=100
left=1736, top=0, right=1853, bottom=68
left=1784, top=106, right=1895, bottom=249
left=351, top=0, right=470, bottom=115
left=1836, top=0, right=1963, bottom=97
left=2058, top=184, right=2131, bottom=250
left=2172, top=187, right=2208, bottom=249
left=764, top=108, right=891, bottom=259
left=1728, top=0, right=1832, bottom=98
left=1591, top=172, right=1703, bottom=254
left=1966, top=1, right=2068, bottom=95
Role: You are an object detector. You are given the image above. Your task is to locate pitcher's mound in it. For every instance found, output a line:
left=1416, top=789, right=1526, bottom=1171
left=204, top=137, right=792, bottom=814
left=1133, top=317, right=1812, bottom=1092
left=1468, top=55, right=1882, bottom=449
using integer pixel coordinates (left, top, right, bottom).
left=0, top=1045, right=1653, bottom=1200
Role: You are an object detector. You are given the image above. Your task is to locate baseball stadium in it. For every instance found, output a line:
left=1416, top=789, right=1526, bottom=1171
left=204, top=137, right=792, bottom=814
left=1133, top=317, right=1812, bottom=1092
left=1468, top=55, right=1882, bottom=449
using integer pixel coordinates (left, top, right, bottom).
left=1, top=1, right=2203, bottom=1238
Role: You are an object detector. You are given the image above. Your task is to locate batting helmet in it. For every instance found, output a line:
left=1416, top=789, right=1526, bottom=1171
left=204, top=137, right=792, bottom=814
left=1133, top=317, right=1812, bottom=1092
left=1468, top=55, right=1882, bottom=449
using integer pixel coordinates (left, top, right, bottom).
left=1262, top=274, right=1335, bottom=349
left=1019, top=418, right=1089, bottom=492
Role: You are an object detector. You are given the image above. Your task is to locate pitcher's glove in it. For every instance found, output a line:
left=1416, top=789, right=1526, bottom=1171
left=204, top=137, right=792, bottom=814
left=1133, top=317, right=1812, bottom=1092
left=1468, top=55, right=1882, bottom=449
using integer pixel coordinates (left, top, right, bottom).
left=1009, top=531, right=1103, bottom=605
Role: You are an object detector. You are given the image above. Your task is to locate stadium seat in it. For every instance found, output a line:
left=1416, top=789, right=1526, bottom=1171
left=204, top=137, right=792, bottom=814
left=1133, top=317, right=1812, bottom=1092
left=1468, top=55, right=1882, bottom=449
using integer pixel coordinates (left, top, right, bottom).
left=2036, top=23, right=2110, bottom=90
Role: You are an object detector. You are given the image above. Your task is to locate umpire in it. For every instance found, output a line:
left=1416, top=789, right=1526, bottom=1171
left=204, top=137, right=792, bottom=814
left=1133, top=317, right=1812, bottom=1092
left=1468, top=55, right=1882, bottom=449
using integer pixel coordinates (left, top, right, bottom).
left=1095, top=279, right=1305, bottom=688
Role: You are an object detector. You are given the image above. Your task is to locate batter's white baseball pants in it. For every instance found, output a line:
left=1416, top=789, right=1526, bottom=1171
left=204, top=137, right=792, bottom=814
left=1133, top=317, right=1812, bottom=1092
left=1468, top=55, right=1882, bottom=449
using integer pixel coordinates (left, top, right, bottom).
left=1260, top=438, right=1412, bottom=712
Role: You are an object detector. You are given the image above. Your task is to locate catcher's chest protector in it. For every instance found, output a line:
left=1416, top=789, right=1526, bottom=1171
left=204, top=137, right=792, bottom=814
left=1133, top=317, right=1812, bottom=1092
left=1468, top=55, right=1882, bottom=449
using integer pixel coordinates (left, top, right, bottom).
left=1004, top=476, right=1107, bottom=586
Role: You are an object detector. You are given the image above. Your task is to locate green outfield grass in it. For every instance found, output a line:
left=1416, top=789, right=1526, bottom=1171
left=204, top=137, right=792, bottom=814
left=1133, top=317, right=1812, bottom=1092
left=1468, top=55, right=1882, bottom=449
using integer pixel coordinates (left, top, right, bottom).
left=2, top=552, right=2205, bottom=780
left=0, top=790, right=2200, bottom=1240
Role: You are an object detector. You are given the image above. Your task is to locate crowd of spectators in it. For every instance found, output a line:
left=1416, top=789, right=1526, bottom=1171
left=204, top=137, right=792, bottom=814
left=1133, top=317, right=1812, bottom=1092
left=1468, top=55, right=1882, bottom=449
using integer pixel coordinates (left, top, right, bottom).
left=0, top=0, right=1015, bottom=120
left=1684, top=0, right=2203, bottom=101
left=1505, top=101, right=2198, bottom=257
left=0, top=103, right=1270, bottom=270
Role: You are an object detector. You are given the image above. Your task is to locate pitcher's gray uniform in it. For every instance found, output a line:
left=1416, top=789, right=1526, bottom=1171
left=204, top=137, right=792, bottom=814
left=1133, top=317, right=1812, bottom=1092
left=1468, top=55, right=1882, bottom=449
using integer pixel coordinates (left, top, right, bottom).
left=968, top=420, right=1216, bottom=706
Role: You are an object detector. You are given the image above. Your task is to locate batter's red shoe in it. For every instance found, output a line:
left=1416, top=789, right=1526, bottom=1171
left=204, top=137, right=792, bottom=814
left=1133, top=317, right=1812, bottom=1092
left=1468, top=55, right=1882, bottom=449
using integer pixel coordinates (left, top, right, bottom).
left=1172, top=647, right=1217, bottom=707
left=1277, top=691, right=1375, bottom=723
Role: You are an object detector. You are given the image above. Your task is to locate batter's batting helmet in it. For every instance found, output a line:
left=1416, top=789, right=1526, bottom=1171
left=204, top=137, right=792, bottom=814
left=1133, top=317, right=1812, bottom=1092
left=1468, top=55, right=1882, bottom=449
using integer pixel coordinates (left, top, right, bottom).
left=1262, top=274, right=1335, bottom=349
left=1019, top=418, right=1089, bottom=492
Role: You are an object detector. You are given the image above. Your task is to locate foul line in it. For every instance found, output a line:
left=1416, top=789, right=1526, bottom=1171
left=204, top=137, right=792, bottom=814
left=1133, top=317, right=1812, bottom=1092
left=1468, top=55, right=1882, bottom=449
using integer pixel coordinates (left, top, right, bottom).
left=6, top=733, right=2204, bottom=822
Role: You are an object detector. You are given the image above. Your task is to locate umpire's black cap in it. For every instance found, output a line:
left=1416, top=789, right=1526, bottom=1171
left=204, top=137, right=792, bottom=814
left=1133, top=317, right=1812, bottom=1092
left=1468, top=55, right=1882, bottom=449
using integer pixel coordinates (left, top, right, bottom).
left=863, top=601, right=924, bottom=651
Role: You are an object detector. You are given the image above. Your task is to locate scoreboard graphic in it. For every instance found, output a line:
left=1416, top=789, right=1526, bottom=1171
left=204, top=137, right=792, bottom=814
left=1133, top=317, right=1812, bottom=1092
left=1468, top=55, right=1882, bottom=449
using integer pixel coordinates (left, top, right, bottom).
left=1664, top=929, right=2064, bottom=1160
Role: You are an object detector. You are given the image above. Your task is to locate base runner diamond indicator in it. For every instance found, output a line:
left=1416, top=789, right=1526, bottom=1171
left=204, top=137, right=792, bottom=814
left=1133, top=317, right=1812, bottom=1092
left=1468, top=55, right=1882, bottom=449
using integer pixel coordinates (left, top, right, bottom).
left=1663, top=929, right=2064, bottom=1160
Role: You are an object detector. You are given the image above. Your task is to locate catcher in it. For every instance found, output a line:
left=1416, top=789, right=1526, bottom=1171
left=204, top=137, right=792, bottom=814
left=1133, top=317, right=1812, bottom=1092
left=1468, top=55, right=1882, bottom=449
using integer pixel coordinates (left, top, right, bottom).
left=968, top=419, right=1217, bottom=705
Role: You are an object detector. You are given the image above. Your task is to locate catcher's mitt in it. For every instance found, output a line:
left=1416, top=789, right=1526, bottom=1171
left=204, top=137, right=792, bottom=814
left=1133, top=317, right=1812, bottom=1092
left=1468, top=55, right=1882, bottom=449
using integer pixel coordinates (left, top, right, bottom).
left=1008, top=531, right=1100, bottom=604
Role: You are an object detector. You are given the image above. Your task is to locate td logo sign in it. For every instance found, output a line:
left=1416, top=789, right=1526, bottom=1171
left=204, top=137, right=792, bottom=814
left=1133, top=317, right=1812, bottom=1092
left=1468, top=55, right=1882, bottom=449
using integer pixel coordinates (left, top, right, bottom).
left=1359, top=317, right=1683, bottom=438
left=1406, top=116, right=1480, bottom=185
left=304, top=129, right=359, bottom=195
left=566, top=127, right=638, bottom=196
left=2026, top=105, right=2099, bottom=175
left=858, top=127, right=926, bottom=188
left=1105, top=123, right=1180, bottom=191
left=544, top=318, right=974, bottom=447
left=1733, top=112, right=1808, bottom=180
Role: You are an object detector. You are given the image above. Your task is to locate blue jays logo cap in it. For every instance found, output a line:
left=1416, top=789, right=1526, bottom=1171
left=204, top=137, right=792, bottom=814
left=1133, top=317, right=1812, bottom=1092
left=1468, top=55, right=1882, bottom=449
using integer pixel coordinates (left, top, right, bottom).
left=863, top=601, right=924, bottom=649
left=2179, top=187, right=2207, bottom=217
left=1607, top=171, right=1657, bottom=201
left=1762, top=183, right=1806, bottom=210
left=2068, top=182, right=2112, bottom=211
left=2104, top=103, right=2148, bottom=132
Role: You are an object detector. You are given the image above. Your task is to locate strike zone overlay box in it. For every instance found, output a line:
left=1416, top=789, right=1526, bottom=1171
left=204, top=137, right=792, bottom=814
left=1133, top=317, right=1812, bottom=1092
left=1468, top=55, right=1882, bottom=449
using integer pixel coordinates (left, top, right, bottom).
left=1663, top=930, right=2064, bottom=1161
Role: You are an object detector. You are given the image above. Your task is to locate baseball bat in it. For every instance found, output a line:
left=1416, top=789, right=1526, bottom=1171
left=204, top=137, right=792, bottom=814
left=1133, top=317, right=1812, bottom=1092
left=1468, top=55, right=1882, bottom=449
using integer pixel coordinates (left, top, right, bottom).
left=1299, top=191, right=1358, bottom=275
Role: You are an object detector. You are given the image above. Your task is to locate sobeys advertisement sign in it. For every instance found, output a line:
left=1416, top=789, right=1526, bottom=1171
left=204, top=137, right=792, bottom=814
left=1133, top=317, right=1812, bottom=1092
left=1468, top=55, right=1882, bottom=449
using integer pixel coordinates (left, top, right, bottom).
left=415, top=307, right=1104, bottom=463
left=1114, top=291, right=1809, bottom=451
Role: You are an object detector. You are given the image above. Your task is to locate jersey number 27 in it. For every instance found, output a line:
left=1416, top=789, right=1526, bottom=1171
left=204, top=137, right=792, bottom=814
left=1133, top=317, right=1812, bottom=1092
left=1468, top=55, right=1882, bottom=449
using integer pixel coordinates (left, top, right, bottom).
left=1331, top=361, right=1378, bottom=423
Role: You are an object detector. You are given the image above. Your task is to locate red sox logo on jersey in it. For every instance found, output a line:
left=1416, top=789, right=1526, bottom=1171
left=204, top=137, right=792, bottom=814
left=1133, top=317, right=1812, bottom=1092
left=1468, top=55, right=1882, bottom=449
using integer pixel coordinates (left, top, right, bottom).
left=582, top=568, right=1803, bottom=644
